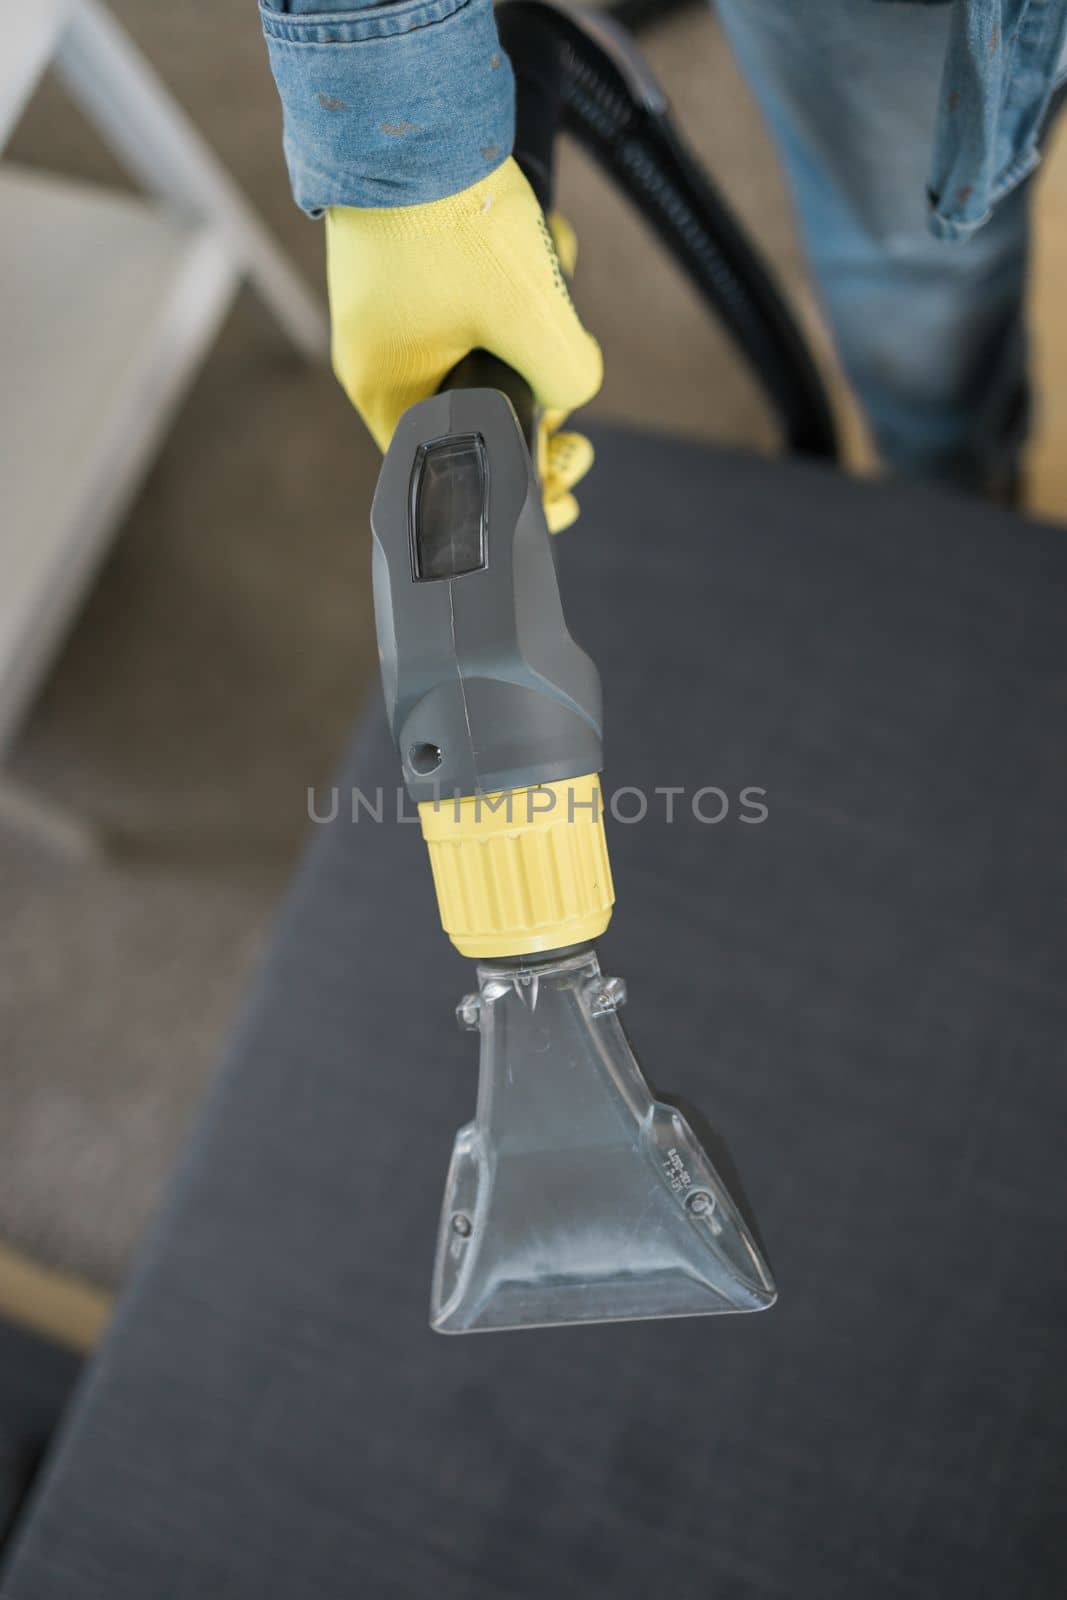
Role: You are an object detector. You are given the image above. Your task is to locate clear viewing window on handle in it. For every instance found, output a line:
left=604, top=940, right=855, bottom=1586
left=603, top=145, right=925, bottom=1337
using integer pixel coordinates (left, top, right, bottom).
left=409, top=434, right=489, bottom=582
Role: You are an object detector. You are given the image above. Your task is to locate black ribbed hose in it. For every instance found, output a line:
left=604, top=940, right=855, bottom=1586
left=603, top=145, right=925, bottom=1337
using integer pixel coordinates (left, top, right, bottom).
left=496, top=0, right=838, bottom=461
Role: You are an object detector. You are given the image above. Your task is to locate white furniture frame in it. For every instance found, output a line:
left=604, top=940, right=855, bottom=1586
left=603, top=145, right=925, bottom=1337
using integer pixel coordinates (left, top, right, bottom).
left=0, top=0, right=328, bottom=853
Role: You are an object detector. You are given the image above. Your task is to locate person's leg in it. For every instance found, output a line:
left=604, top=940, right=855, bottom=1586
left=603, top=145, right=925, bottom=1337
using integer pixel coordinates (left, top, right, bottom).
left=714, top=0, right=1029, bottom=491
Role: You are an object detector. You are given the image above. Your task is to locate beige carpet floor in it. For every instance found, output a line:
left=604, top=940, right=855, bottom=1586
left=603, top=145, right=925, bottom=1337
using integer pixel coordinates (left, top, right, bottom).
left=2, top=0, right=1064, bottom=1300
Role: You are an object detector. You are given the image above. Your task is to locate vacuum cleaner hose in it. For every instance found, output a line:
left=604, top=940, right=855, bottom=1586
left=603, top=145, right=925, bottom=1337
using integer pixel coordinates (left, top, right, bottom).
left=495, top=0, right=839, bottom=461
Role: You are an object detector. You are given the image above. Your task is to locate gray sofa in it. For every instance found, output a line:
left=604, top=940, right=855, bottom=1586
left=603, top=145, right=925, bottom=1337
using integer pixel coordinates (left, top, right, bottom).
left=2, top=428, right=1065, bottom=1598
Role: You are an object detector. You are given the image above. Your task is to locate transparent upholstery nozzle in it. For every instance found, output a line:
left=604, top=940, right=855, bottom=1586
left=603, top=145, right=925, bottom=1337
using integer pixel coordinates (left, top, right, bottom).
left=431, top=948, right=776, bottom=1334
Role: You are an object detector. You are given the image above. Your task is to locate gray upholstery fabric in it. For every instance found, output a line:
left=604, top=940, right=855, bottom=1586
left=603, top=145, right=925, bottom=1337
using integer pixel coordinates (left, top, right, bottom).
left=0, top=1325, right=80, bottom=1554
left=4, top=429, right=1066, bottom=1599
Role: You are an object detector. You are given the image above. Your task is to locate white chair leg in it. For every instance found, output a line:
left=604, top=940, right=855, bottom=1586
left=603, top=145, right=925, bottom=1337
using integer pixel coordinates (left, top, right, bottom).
left=55, top=0, right=330, bottom=363
left=0, top=0, right=76, bottom=148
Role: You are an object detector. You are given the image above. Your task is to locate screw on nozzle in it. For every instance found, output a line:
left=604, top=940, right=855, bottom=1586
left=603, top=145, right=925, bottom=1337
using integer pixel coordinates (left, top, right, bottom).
left=456, top=994, right=481, bottom=1031
left=585, top=975, right=627, bottom=1016
left=685, top=1190, right=724, bottom=1235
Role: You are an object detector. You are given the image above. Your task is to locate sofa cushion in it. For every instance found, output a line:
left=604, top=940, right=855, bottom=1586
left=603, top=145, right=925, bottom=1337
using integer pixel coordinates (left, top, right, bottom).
left=3, top=430, right=1065, bottom=1599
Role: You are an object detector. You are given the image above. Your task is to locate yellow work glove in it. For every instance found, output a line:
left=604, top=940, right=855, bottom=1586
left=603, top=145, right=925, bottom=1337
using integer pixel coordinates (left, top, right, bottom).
left=326, top=157, right=602, bottom=533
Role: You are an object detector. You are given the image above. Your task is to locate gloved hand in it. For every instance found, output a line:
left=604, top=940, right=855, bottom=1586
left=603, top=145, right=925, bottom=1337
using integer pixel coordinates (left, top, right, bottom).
left=326, top=157, right=602, bottom=532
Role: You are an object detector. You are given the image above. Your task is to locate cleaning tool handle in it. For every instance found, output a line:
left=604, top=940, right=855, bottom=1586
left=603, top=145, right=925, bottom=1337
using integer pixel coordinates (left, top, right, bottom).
left=439, top=351, right=538, bottom=452
left=439, top=2, right=566, bottom=450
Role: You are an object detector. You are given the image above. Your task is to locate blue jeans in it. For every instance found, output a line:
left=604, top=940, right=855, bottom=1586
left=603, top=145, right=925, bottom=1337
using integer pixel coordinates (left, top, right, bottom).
left=715, top=0, right=1036, bottom=488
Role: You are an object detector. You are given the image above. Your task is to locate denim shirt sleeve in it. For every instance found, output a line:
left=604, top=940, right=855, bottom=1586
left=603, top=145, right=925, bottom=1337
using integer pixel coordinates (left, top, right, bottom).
left=259, top=0, right=515, bottom=213
left=926, top=0, right=1067, bottom=240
